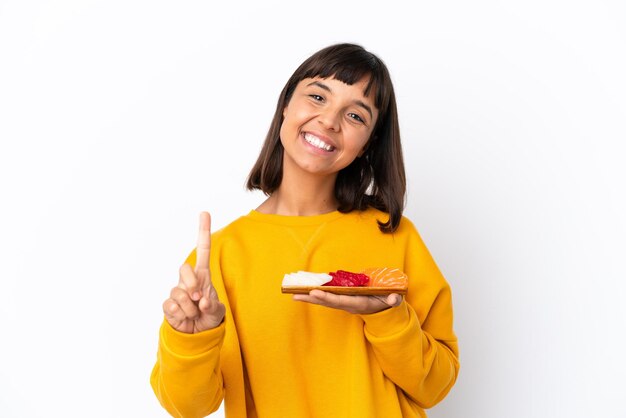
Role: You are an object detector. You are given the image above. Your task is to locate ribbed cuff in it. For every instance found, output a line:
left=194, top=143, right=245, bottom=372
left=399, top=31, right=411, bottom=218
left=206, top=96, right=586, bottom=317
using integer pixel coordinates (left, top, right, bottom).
left=360, top=301, right=413, bottom=338
left=160, top=318, right=226, bottom=357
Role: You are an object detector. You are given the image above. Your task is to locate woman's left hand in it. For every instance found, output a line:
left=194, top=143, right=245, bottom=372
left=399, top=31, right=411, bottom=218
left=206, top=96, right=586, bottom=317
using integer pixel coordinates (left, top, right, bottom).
left=293, top=290, right=403, bottom=314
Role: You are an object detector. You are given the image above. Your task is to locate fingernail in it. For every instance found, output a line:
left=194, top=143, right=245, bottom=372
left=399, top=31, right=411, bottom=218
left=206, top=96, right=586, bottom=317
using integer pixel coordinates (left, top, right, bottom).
left=192, top=291, right=201, bottom=301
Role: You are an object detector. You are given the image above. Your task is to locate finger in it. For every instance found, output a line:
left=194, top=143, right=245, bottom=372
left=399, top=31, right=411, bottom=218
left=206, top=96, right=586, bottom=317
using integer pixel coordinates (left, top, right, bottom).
left=170, top=287, right=201, bottom=319
left=205, top=283, right=219, bottom=301
left=195, top=212, right=211, bottom=272
left=178, top=263, right=202, bottom=301
left=197, top=305, right=226, bottom=331
left=196, top=263, right=218, bottom=302
left=199, top=287, right=222, bottom=314
left=374, top=293, right=403, bottom=307
left=386, top=293, right=403, bottom=307
left=163, top=299, right=186, bottom=324
left=197, top=287, right=226, bottom=330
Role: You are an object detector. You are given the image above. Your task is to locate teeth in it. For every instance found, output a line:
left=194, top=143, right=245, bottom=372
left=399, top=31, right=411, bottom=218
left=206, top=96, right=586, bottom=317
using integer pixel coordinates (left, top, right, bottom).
left=304, top=133, right=334, bottom=151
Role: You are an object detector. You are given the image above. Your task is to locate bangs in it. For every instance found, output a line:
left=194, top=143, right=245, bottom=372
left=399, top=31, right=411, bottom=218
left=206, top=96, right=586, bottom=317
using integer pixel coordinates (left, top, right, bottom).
left=289, top=44, right=393, bottom=112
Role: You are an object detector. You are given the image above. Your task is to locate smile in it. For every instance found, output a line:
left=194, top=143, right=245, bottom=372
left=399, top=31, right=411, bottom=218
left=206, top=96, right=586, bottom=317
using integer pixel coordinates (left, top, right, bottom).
left=303, top=133, right=335, bottom=152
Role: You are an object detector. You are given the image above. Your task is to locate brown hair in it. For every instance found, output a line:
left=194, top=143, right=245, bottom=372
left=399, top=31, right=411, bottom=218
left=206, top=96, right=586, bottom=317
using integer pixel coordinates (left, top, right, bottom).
left=246, top=43, right=406, bottom=233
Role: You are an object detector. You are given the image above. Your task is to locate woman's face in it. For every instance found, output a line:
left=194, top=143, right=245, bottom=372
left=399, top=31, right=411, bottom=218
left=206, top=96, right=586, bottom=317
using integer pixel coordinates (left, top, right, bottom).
left=279, top=76, right=378, bottom=180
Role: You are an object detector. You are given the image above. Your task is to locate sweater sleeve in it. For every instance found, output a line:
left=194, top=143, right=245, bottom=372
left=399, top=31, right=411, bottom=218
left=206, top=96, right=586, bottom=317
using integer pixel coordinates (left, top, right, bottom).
left=150, top=320, right=225, bottom=418
left=359, top=223, right=460, bottom=409
left=150, top=248, right=227, bottom=418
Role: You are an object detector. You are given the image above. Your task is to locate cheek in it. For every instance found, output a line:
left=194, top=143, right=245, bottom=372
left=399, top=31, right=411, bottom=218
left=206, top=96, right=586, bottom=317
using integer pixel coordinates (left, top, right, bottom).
left=280, top=108, right=306, bottom=138
left=351, top=134, right=372, bottom=158
left=353, top=132, right=372, bottom=150
left=279, top=117, right=295, bottom=146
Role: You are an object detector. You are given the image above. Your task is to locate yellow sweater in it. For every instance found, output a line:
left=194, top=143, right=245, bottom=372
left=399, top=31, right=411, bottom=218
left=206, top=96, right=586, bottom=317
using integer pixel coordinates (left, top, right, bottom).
left=151, top=208, right=459, bottom=418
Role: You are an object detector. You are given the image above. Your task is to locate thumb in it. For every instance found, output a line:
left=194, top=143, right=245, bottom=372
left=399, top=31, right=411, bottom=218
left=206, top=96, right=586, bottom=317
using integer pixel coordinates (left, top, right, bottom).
left=199, top=284, right=218, bottom=312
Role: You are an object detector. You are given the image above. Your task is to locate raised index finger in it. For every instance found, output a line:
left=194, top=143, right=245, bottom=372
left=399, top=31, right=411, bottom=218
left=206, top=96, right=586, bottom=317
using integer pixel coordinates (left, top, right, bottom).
left=195, top=211, right=211, bottom=272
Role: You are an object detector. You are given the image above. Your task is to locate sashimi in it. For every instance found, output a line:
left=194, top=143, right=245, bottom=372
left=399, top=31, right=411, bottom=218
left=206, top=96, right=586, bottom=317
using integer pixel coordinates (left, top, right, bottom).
left=360, top=267, right=408, bottom=288
left=282, top=271, right=331, bottom=287
left=281, top=268, right=408, bottom=295
left=324, top=270, right=369, bottom=287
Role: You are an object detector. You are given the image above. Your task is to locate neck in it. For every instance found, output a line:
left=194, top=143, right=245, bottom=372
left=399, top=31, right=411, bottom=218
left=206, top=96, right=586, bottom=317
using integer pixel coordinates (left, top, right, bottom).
left=257, top=171, right=338, bottom=216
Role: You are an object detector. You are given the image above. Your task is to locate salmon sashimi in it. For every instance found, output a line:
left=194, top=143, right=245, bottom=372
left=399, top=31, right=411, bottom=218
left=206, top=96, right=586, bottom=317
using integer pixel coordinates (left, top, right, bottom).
left=360, top=267, right=408, bottom=288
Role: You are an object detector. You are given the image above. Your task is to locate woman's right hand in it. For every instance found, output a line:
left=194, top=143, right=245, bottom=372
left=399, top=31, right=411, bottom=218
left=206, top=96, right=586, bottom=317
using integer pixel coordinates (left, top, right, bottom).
left=163, top=212, right=226, bottom=333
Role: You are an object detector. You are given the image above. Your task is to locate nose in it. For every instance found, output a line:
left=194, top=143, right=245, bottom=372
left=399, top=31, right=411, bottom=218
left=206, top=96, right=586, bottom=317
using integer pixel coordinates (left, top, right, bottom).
left=317, top=108, right=341, bottom=132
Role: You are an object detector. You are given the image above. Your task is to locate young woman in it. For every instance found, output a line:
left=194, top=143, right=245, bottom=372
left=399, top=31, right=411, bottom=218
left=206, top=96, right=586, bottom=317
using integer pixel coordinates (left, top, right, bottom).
left=151, top=43, right=459, bottom=418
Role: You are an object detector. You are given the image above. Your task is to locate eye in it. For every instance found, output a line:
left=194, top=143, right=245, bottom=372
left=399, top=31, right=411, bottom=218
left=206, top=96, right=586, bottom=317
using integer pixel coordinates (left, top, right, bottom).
left=309, top=94, right=324, bottom=102
left=348, top=113, right=365, bottom=124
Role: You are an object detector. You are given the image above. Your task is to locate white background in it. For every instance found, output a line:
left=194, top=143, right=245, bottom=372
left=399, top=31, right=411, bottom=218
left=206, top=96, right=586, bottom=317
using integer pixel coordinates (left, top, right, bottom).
left=1, top=1, right=625, bottom=417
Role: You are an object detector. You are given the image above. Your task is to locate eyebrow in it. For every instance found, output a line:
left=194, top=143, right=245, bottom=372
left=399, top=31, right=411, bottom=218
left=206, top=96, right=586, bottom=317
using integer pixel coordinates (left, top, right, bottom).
left=307, top=81, right=374, bottom=119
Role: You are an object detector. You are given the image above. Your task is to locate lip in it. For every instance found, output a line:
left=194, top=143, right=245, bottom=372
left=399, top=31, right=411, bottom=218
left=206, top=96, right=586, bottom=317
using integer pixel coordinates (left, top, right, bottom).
left=300, top=131, right=338, bottom=153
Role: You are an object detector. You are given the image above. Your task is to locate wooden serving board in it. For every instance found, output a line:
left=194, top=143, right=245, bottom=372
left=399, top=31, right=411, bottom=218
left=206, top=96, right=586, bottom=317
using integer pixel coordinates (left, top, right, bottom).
left=281, top=286, right=408, bottom=296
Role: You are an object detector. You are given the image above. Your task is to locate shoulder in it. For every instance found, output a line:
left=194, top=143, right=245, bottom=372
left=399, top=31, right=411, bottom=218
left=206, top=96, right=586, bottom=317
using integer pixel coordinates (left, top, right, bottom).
left=351, top=207, right=419, bottom=236
left=210, top=213, right=255, bottom=245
